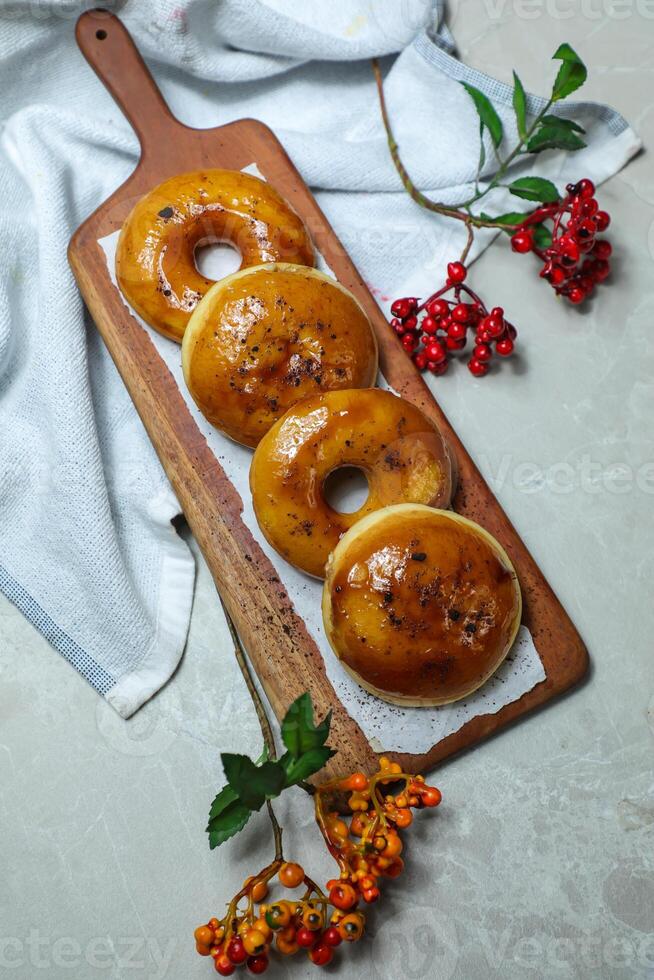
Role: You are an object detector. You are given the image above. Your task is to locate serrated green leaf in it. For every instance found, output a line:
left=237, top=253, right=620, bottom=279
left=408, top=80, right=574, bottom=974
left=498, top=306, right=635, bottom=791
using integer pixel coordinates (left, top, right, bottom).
left=508, top=177, right=560, bottom=203
left=461, top=82, right=503, bottom=148
left=541, top=114, right=585, bottom=134
left=551, top=43, right=587, bottom=101
left=281, top=693, right=332, bottom=757
left=532, top=223, right=553, bottom=249
left=512, top=71, right=527, bottom=140
left=206, top=692, right=337, bottom=851
left=281, top=746, right=336, bottom=786
left=208, top=801, right=251, bottom=849
left=526, top=124, right=586, bottom=153
left=207, top=784, right=239, bottom=825
left=221, top=753, right=286, bottom=811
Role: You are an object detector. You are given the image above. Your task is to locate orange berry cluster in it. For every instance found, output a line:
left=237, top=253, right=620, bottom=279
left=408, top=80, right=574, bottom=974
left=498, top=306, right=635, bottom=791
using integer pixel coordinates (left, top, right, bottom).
left=320, top=757, right=442, bottom=910
left=194, top=861, right=358, bottom=974
left=195, top=761, right=441, bottom=973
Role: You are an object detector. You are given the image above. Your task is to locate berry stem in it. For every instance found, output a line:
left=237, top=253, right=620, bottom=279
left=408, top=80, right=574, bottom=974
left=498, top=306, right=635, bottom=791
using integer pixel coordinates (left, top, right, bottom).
left=220, top=597, right=284, bottom=861
left=372, top=59, right=464, bottom=221
left=223, top=858, right=283, bottom=939
left=266, top=801, right=284, bottom=863
left=414, top=280, right=487, bottom=317
left=314, top=787, right=352, bottom=874
left=460, top=220, right=475, bottom=265
left=301, top=873, right=329, bottom=902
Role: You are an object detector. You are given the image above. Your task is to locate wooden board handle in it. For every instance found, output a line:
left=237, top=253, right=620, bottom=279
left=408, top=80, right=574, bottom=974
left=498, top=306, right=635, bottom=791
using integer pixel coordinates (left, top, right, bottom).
left=76, top=10, right=181, bottom=154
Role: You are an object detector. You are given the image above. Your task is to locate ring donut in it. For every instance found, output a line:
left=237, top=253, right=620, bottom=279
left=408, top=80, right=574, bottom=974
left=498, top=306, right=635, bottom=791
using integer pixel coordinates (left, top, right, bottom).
left=250, top=388, right=454, bottom=577
left=322, top=504, right=522, bottom=705
left=181, top=265, right=378, bottom=448
left=116, top=169, right=315, bottom=342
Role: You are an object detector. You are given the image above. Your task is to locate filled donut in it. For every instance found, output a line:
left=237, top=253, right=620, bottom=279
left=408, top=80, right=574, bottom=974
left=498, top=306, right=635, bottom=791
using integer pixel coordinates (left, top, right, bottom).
left=322, top=504, right=522, bottom=706
left=116, top=169, right=315, bottom=342
left=250, top=389, right=454, bottom=578
left=181, top=264, right=378, bottom=448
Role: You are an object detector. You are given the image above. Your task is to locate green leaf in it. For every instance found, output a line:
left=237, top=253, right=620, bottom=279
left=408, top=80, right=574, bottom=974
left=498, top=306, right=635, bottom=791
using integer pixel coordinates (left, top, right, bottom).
left=551, top=43, right=587, bottom=101
left=481, top=211, right=530, bottom=228
left=281, top=746, right=336, bottom=786
left=221, top=754, right=286, bottom=811
left=206, top=693, right=337, bottom=851
left=508, top=177, right=560, bottom=203
left=512, top=71, right=527, bottom=140
left=206, top=784, right=252, bottom=848
left=541, top=114, right=585, bottom=134
left=208, top=801, right=251, bottom=849
left=526, top=124, right=586, bottom=153
left=281, top=693, right=332, bottom=757
left=532, top=223, right=553, bottom=249
left=477, top=120, right=486, bottom=176
left=207, top=783, right=239, bottom=824
left=461, top=82, right=503, bottom=148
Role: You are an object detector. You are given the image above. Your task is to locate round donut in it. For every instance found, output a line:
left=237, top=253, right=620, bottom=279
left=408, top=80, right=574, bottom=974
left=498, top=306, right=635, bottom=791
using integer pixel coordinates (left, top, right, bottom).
left=322, top=504, right=522, bottom=706
left=181, top=264, right=378, bottom=448
left=116, top=169, right=315, bottom=342
left=250, top=389, right=454, bottom=578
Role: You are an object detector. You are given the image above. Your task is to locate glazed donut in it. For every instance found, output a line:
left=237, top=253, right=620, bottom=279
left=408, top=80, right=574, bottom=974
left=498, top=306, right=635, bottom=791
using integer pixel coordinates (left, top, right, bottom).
left=116, top=169, right=315, bottom=342
left=181, top=264, right=378, bottom=448
left=250, top=389, right=454, bottom=578
left=322, top=504, right=522, bottom=706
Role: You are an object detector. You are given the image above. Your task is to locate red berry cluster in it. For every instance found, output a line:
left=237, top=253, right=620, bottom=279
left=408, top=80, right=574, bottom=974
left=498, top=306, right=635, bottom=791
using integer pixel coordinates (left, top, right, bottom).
left=390, top=262, right=517, bottom=378
left=510, top=178, right=611, bottom=305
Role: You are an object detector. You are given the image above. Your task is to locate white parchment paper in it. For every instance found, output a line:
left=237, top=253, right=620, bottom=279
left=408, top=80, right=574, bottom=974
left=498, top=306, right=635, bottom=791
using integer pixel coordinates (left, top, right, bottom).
left=98, top=169, right=546, bottom=752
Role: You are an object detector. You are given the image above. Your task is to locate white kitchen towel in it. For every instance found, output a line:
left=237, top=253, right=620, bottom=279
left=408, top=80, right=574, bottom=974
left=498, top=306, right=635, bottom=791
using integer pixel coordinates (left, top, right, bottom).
left=0, top=0, right=640, bottom=717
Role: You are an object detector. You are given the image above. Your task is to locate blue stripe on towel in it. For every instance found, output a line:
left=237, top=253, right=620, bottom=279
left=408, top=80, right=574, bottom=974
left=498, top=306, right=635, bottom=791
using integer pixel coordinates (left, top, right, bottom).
left=414, top=32, right=630, bottom=138
left=0, top=563, right=116, bottom=696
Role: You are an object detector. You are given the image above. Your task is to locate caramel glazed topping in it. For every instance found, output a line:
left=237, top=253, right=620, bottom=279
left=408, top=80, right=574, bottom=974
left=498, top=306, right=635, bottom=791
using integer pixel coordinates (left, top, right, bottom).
left=251, top=388, right=452, bottom=578
left=328, top=512, right=520, bottom=702
left=116, top=169, right=315, bottom=342
left=184, top=267, right=377, bottom=447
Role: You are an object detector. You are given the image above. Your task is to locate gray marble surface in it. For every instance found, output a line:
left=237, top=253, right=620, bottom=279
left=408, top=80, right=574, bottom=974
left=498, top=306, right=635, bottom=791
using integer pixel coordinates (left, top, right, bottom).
left=1, top=7, right=653, bottom=980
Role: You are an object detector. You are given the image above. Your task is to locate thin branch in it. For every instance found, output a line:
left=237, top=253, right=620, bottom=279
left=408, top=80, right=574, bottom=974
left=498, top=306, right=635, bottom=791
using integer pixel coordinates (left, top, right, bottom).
left=220, top=596, right=276, bottom=760
left=266, top=800, right=284, bottom=861
left=220, top=596, right=284, bottom=857
left=221, top=596, right=315, bottom=805
left=460, top=221, right=475, bottom=265
left=372, top=59, right=474, bottom=224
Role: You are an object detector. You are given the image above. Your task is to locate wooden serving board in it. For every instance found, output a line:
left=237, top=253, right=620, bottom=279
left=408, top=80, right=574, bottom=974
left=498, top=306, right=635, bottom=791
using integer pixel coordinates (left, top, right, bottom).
left=68, top=10, right=588, bottom=778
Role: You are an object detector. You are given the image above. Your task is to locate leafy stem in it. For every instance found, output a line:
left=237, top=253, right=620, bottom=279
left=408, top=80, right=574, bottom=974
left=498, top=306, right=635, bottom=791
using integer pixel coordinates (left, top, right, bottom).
left=207, top=610, right=336, bottom=850
left=372, top=43, right=587, bottom=235
left=456, top=97, right=554, bottom=211
left=371, top=58, right=502, bottom=230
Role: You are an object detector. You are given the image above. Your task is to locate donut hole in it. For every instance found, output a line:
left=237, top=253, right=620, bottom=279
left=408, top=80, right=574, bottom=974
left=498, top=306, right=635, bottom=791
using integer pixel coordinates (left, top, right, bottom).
left=194, top=240, right=241, bottom=281
left=323, top=466, right=369, bottom=515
